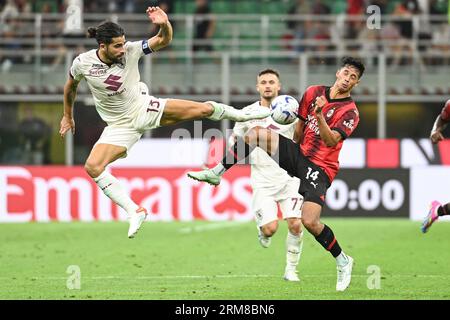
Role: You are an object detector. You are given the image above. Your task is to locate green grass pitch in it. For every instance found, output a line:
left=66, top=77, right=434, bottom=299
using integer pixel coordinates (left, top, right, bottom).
left=0, top=218, right=449, bottom=300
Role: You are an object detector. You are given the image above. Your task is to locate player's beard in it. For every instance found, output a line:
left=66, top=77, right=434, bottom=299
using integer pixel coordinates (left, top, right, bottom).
left=263, top=91, right=275, bottom=100
left=106, top=48, right=124, bottom=64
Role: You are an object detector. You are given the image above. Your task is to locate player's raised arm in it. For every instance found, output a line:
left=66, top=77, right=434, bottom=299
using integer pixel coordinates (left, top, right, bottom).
left=430, top=100, right=450, bottom=144
left=60, top=76, right=79, bottom=137
left=430, top=115, right=446, bottom=144
left=146, top=6, right=173, bottom=52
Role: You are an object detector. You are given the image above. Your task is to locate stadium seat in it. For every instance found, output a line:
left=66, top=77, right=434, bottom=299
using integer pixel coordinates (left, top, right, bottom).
left=238, top=1, right=259, bottom=14
left=174, top=0, right=185, bottom=13
left=231, top=87, right=242, bottom=95
left=329, top=0, right=347, bottom=14
left=386, top=0, right=402, bottom=13
left=261, top=1, right=289, bottom=15
left=211, top=1, right=232, bottom=14
left=404, top=87, right=414, bottom=95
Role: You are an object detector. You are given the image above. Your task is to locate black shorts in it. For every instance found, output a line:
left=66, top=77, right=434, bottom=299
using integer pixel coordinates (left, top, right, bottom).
left=276, top=135, right=331, bottom=206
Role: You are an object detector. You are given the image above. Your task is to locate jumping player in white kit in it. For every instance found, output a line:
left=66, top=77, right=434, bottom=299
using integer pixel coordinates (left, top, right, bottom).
left=189, top=69, right=304, bottom=281
left=59, top=7, right=270, bottom=239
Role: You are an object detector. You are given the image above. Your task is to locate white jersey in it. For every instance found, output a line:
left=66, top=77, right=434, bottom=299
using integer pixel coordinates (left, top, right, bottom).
left=232, top=101, right=300, bottom=191
left=70, top=40, right=152, bottom=126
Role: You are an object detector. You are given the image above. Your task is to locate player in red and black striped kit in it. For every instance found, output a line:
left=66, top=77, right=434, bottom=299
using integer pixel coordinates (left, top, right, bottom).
left=421, top=99, right=450, bottom=233
left=188, top=57, right=365, bottom=291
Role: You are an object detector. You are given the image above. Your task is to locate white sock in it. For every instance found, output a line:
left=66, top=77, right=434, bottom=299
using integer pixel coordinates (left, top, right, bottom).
left=336, top=251, right=349, bottom=267
left=286, top=231, right=303, bottom=271
left=207, top=101, right=227, bottom=121
left=94, top=171, right=139, bottom=216
left=211, top=163, right=226, bottom=176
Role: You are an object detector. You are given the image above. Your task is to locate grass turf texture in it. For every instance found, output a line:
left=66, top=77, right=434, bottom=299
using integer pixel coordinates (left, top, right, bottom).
left=0, top=218, right=449, bottom=300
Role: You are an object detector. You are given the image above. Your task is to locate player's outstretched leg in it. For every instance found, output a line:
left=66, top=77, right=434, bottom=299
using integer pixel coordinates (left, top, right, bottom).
left=207, top=101, right=270, bottom=122
left=158, top=100, right=270, bottom=128
left=421, top=200, right=442, bottom=233
left=187, top=135, right=255, bottom=185
left=187, top=129, right=273, bottom=185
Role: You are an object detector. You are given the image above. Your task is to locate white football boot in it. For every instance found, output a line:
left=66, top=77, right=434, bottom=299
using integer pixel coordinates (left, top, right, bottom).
left=128, top=207, right=148, bottom=239
left=336, top=256, right=354, bottom=291
left=284, top=269, right=300, bottom=282
left=187, top=168, right=222, bottom=186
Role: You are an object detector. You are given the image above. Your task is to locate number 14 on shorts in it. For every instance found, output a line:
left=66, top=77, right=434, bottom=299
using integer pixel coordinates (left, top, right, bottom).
left=306, top=167, right=319, bottom=189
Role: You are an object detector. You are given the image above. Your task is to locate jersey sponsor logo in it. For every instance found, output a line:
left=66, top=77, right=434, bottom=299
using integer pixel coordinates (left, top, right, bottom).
left=88, top=67, right=108, bottom=77
left=343, top=119, right=354, bottom=130
left=107, top=88, right=126, bottom=97
left=306, top=114, right=320, bottom=135
left=104, top=75, right=123, bottom=91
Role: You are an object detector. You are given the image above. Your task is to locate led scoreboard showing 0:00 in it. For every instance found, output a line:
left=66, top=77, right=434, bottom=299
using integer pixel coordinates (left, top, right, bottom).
left=323, top=169, right=410, bottom=217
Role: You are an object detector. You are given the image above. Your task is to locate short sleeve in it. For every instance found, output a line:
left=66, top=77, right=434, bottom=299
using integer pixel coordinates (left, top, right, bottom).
left=440, top=100, right=450, bottom=122
left=331, top=109, right=360, bottom=140
left=69, top=55, right=84, bottom=82
left=125, top=40, right=153, bottom=61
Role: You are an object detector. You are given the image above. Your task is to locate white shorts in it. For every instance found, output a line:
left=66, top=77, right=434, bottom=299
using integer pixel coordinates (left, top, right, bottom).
left=252, top=179, right=303, bottom=227
left=132, top=83, right=168, bottom=131
left=95, top=90, right=167, bottom=154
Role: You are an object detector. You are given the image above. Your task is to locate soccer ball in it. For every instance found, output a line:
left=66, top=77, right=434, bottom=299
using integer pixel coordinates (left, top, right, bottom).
left=270, top=95, right=299, bottom=125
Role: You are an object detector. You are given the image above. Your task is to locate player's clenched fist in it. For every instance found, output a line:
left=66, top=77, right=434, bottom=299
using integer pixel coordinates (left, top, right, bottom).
left=146, top=6, right=169, bottom=25
left=314, top=95, right=327, bottom=115
left=59, top=115, right=75, bottom=137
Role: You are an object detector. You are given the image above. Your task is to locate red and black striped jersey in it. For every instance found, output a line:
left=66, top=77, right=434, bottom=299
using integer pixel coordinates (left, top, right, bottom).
left=440, top=99, right=450, bottom=122
left=297, top=85, right=359, bottom=182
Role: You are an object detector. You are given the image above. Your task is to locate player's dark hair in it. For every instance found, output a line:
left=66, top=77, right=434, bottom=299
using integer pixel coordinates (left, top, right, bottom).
left=87, top=21, right=125, bottom=45
left=340, top=57, right=365, bottom=78
left=258, top=68, right=280, bottom=80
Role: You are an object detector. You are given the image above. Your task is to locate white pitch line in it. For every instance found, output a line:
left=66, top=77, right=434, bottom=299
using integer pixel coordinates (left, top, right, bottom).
left=178, top=221, right=248, bottom=234
left=3, top=274, right=450, bottom=280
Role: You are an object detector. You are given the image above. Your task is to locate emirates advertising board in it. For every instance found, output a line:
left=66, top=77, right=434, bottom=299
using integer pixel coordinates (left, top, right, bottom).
left=0, top=165, right=424, bottom=222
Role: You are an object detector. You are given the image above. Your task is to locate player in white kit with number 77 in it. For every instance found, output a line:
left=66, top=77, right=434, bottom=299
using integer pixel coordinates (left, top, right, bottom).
left=189, top=69, right=304, bottom=281
left=59, top=7, right=270, bottom=238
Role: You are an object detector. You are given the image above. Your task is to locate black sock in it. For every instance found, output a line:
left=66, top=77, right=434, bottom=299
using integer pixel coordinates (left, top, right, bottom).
left=314, top=224, right=342, bottom=258
left=437, top=203, right=450, bottom=216
left=222, top=137, right=255, bottom=170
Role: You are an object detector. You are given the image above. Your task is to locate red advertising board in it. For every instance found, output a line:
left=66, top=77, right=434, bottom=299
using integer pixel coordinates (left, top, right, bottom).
left=0, top=166, right=253, bottom=222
